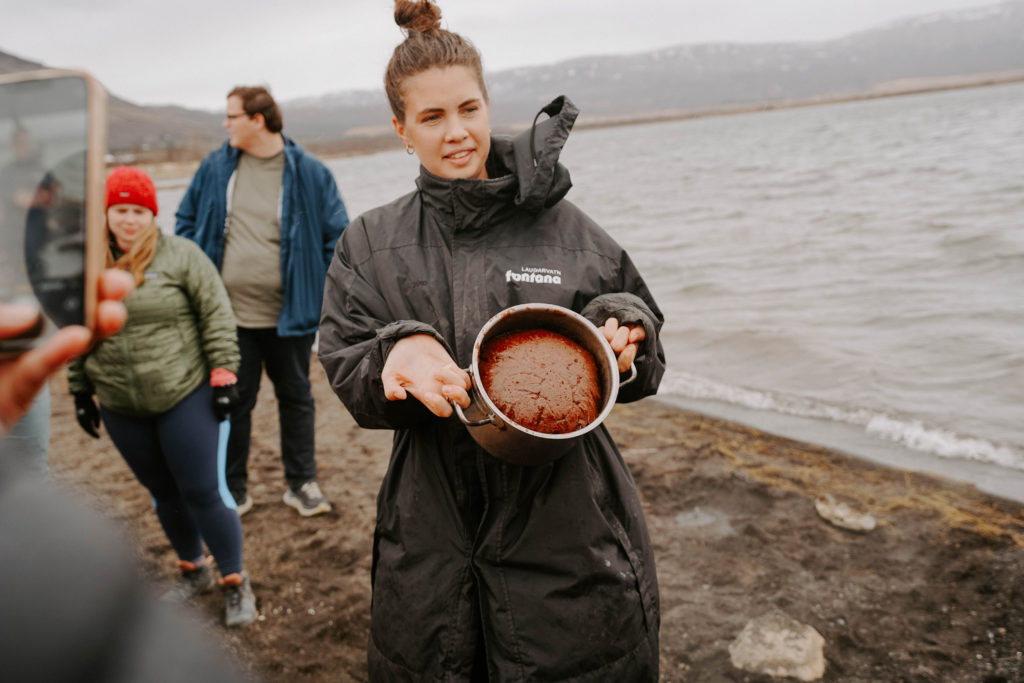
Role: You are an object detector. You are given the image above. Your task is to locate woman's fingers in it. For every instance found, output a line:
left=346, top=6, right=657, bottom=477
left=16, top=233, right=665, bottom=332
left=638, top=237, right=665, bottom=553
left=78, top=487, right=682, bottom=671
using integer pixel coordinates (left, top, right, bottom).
left=434, top=363, right=470, bottom=391
left=601, top=318, right=644, bottom=353
left=404, top=365, right=470, bottom=416
left=381, top=375, right=408, bottom=401
left=408, top=388, right=453, bottom=417
left=441, top=384, right=471, bottom=409
left=612, top=325, right=631, bottom=353
left=380, top=336, right=470, bottom=418
left=617, top=343, right=638, bottom=373
left=598, top=317, right=644, bottom=372
left=601, top=318, right=618, bottom=343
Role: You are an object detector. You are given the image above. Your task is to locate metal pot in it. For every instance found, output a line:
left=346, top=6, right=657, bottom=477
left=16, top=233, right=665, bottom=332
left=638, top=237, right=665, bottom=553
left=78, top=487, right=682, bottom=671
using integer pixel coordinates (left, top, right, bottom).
left=455, top=303, right=635, bottom=466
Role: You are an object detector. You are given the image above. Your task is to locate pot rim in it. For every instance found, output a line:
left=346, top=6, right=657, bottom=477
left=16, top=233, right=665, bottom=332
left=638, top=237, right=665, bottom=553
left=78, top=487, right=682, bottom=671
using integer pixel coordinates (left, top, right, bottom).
left=469, top=303, right=619, bottom=441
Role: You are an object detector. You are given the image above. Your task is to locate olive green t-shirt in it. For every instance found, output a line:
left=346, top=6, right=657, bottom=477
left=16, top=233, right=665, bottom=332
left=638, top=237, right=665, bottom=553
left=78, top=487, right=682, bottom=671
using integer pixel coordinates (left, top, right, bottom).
left=220, top=151, right=285, bottom=328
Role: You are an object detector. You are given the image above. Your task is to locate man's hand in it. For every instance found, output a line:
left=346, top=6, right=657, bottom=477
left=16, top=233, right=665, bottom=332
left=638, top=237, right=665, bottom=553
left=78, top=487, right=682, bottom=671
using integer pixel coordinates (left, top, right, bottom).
left=381, top=334, right=471, bottom=418
left=0, top=270, right=133, bottom=430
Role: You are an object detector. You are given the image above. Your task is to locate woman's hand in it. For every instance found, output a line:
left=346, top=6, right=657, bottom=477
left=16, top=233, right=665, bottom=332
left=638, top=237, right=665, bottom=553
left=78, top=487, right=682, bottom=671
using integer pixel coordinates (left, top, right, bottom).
left=0, top=270, right=133, bottom=430
left=381, top=334, right=471, bottom=417
left=599, top=318, right=645, bottom=374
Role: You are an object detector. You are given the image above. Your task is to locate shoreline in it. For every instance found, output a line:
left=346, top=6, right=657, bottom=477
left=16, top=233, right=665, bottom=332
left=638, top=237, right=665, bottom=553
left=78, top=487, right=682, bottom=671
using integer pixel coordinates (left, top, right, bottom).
left=658, top=394, right=1024, bottom=506
left=136, top=72, right=1024, bottom=182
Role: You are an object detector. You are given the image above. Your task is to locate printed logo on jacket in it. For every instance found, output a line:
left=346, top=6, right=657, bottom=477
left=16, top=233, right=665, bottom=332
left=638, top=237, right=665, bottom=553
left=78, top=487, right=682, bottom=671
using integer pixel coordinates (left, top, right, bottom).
left=506, top=266, right=562, bottom=285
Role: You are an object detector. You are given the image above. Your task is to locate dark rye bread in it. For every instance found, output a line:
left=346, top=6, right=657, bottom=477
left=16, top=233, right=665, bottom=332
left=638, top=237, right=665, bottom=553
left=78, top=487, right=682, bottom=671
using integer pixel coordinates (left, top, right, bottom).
left=479, top=328, right=601, bottom=434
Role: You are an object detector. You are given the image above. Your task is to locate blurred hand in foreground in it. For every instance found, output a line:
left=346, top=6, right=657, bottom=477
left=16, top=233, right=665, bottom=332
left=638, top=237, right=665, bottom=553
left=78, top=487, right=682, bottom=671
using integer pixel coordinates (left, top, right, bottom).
left=382, top=334, right=471, bottom=418
left=600, top=318, right=646, bottom=374
left=1, top=269, right=134, bottom=430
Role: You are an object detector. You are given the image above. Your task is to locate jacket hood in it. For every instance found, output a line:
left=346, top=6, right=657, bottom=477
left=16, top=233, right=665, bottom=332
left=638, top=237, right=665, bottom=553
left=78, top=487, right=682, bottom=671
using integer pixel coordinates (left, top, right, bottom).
left=498, top=95, right=579, bottom=213
left=415, top=96, right=579, bottom=224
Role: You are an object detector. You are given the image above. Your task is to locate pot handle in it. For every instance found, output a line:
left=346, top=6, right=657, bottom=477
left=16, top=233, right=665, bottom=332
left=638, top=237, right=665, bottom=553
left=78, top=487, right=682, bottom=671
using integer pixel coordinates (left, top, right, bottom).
left=452, top=366, right=504, bottom=428
left=454, top=400, right=500, bottom=427
left=619, top=362, right=638, bottom=388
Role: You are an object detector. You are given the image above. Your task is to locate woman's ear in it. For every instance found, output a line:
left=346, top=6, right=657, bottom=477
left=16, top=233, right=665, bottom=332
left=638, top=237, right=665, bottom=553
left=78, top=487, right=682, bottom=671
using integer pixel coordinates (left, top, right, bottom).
left=392, top=117, right=406, bottom=145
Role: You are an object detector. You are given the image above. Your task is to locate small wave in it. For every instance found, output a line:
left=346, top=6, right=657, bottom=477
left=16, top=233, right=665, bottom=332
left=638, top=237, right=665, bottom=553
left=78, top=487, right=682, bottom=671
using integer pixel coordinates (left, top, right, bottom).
left=660, top=371, right=1024, bottom=471
left=865, top=415, right=1021, bottom=468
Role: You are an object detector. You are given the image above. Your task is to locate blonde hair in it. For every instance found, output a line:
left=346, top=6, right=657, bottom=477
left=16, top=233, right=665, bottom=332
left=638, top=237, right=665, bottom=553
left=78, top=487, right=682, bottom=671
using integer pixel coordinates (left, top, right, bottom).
left=107, top=223, right=158, bottom=287
left=384, top=0, right=487, bottom=123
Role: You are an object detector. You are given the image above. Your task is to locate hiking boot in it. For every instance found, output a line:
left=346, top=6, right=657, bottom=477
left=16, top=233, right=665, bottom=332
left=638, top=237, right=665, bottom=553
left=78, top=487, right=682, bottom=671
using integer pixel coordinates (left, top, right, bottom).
left=221, top=572, right=257, bottom=628
left=160, top=560, right=215, bottom=603
left=283, top=480, right=331, bottom=517
left=232, top=489, right=254, bottom=516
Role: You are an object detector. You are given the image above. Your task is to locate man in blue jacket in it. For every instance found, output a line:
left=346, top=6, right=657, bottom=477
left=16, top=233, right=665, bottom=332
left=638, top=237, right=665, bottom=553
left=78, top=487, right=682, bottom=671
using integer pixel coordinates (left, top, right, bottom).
left=176, top=86, right=347, bottom=518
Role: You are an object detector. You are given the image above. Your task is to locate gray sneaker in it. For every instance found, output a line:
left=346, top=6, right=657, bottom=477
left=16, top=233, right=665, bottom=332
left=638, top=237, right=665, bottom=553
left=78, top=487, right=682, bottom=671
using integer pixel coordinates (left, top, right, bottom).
left=222, top=571, right=257, bottom=628
left=232, top=490, right=254, bottom=516
left=160, top=560, right=215, bottom=603
left=283, top=480, right=331, bottom=517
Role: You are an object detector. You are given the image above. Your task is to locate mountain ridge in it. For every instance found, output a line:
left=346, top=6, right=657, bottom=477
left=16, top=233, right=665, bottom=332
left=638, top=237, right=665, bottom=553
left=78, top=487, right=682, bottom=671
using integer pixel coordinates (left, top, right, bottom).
left=2, top=1, right=1022, bottom=158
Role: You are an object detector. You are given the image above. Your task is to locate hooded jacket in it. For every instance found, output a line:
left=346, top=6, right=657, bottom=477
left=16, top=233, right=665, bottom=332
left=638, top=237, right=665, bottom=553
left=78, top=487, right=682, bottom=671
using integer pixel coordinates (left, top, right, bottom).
left=174, top=136, right=348, bottom=337
left=318, top=97, right=666, bottom=682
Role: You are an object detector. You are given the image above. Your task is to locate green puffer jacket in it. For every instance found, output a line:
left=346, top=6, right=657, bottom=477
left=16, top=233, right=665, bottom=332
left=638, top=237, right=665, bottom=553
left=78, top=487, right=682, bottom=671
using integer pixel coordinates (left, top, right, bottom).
left=68, top=233, right=239, bottom=417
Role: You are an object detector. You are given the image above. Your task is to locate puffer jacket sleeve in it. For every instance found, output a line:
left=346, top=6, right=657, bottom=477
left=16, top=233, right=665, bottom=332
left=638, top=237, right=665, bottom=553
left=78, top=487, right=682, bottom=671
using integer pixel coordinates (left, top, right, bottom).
left=318, top=217, right=444, bottom=430
left=179, top=239, right=239, bottom=373
left=581, top=250, right=666, bottom=404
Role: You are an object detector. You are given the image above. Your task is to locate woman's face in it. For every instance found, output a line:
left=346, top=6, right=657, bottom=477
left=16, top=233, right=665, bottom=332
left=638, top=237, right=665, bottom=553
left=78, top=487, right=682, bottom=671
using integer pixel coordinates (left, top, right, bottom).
left=107, top=204, right=154, bottom=251
left=393, top=66, right=491, bottom=180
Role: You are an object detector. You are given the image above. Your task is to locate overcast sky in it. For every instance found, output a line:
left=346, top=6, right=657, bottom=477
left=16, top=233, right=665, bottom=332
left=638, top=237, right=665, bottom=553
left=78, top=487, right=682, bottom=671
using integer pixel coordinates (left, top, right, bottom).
left=0, top=0, right=998, bottom=111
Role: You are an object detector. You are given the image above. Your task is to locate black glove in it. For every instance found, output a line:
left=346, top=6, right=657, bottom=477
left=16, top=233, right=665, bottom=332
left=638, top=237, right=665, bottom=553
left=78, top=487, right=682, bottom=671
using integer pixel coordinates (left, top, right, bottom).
left=73, top=393, right=100, bottom=438
left=212, top=384, right=240, bottom=422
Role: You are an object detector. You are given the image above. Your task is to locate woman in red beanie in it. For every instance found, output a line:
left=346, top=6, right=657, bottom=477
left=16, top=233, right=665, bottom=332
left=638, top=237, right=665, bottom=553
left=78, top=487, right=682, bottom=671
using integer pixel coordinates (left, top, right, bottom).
left=68, top=166, right=257, bottom=628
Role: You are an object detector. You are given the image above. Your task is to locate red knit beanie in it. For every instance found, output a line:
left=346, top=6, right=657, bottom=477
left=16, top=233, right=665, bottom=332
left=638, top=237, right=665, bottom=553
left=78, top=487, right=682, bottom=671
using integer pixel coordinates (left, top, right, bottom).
left=105, top=166, right=158, bottom=215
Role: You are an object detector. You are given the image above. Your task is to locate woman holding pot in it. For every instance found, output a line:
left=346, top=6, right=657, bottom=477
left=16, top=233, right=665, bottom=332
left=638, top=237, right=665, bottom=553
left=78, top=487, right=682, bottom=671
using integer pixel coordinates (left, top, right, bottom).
left=68, top=167, right=256, bottom=629
left=318, top=1, right=665, bottom=679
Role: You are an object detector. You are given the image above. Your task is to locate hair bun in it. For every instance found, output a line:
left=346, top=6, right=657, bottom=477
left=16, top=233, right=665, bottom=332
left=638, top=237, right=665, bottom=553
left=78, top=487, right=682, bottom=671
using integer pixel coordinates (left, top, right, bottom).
left=394, top=0, right=442, bottom=34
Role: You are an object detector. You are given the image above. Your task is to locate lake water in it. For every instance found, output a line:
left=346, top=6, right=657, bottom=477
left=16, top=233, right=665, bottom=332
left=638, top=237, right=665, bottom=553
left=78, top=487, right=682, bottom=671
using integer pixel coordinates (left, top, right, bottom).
left=156, top=81, right=1024, bottom=501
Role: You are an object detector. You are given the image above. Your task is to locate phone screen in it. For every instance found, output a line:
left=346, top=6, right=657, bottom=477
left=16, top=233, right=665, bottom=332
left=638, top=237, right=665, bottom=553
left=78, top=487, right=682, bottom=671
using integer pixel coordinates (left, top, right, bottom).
left=0, top=71, right=106, bottom=354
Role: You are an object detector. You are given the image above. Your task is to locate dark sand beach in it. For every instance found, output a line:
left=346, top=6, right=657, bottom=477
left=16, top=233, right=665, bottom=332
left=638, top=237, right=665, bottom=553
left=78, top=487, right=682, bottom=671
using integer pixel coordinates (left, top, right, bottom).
left=48, top=362, right=1024, bottom=682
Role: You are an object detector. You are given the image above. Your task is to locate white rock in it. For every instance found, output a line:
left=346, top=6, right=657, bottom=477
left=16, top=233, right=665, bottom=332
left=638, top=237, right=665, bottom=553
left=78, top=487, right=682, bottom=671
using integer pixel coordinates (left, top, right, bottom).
left=728, top=612, right=826, bottom=681
left=814, top=493, right=877, bottom=532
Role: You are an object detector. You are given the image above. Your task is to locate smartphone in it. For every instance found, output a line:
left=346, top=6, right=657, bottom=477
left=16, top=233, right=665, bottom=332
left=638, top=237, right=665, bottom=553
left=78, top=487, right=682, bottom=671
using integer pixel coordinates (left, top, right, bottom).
left=0, top=69, right=107, bottom=355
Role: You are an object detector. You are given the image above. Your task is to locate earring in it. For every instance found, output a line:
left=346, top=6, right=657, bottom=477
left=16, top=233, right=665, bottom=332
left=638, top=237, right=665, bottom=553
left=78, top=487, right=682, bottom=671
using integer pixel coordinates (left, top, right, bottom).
left=406, top=145, right=415, bottom=155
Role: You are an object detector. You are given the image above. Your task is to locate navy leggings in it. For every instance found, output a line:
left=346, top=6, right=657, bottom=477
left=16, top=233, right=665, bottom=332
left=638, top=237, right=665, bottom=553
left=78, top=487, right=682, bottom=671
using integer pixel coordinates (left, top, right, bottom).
left=100, top=383, right=244, bottom=576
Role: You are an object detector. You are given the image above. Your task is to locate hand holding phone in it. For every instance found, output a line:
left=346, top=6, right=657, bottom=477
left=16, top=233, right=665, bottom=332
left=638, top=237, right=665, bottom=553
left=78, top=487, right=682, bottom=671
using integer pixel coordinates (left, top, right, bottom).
left=0, top=269, right=133, bottom=432
left=0, top=70, right=107, bottom=356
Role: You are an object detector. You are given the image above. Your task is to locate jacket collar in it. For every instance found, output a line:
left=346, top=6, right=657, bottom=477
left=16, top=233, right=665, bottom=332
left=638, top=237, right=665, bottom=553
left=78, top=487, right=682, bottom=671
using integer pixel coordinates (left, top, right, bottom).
left=415, top=96, right=579, bottom=233
left=416, top=164, right=517, bottom=233
left=218, top=133, right=298, bottom=166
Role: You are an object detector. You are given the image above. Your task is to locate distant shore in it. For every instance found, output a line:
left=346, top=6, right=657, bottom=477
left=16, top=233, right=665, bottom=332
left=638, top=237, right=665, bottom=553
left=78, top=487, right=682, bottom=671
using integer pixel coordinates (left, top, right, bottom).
left=137, top=71, right=1024, bottom=182
left=569, top=70, right=1024, bottom=131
